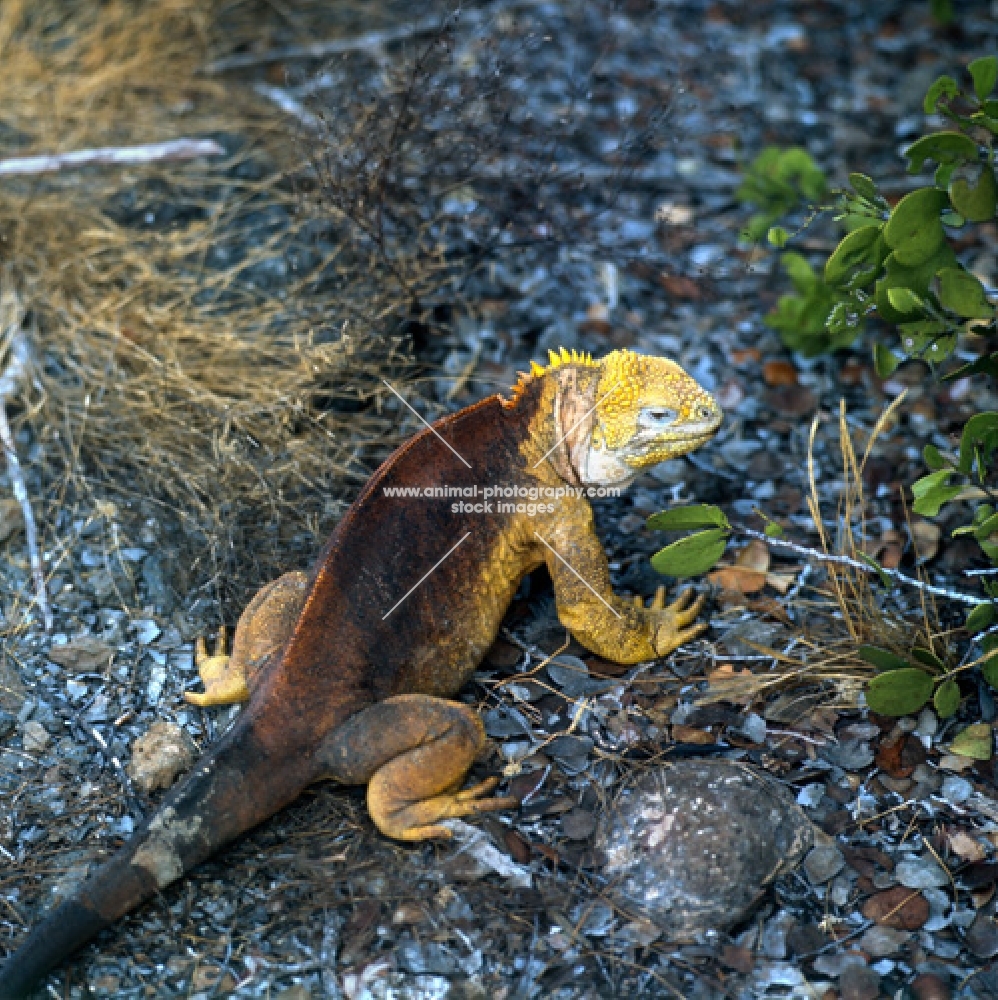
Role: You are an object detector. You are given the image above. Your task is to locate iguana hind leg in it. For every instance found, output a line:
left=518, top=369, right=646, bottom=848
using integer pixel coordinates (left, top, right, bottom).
left=185, top=571, right=309, bottom=707
left=323, top=694, right=519, bottom=841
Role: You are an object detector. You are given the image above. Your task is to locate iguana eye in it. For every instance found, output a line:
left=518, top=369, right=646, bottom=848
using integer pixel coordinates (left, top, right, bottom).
left=640, top=407, right=677, bottom=427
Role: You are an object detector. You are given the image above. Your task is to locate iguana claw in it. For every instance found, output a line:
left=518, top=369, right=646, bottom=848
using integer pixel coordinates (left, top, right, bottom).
left=185, top=626, right=250, bottom=707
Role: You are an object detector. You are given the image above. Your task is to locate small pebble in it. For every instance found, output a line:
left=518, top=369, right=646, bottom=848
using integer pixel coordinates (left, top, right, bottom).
left=965, top=913, right=998, bottom=960
left=796, top=783, right=825, bottom=808
left=803, top=844, right=845, bottom=885
left=939, top=774, right=973, bottom=805
left=916, top=707, right=938, bottom=741
left=740, top=712, right=767, bottom=744
left=910, top=972, right=951, bottom=1000
left=896, top=857, right=949, bottom=889
left=130, top=618, right=162, bottom=645
left=859, top=924, right=909, bottom=957
left=839, top=963, right=880, bottom=1000
left=127, top=721, right=197, bottom=794
left=22, top=719, right=51, bottom=753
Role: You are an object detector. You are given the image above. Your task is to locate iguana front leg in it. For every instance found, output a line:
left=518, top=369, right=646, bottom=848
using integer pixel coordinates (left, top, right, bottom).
left=185, top=571, right=309, bottom=707
left=537, top=506, right=707, bottom=664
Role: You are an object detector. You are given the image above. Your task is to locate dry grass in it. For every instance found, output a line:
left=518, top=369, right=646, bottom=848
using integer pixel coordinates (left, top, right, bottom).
left=702, top=397, right=957, bottom=713
left=799, top=397, right=956, bottom=677
left=0, top=1, right=432, bottom=612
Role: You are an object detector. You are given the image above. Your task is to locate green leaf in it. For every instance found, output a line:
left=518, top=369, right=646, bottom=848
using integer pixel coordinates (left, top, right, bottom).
left=973, top=511, right=998, bottom=540
left=936, top=267, right=994, bottom=319
left=912, top=647, right=946, bottom=671
left=874, top=243, right=957, bottom=324
left=924, top=75, right=959, bottom=115
left=904, top=132, right=980, bottom=174
left=959, top=412, right=998, bottom=475
left=933, top=678, right=961, bottom=719
left=913, top=484, right=964, bottom=517
left=944, top=353, right=998, bottom=382
left=950, top=722, right=993, bottom=760
left=764, top=521, right=785, bottom=538
left=858, top=551, right=893, bottom=588
left=923, top=444, right=945, bottom=470
left=969, top=56, right=998, bottom=101
left=650, top=528, right=729, bottom=579
left=884, top=188, right=949, bottom=266
left=983, top=652, right=998, bottom=690
left=886, top=287, right=924, bottom=315
left=858, top=645, right=915, bottom=672
left=767, top=226, right=789, bottom=248
left=866, top=668, right=934, bottom=716
left=930, top=0, right=953, bottom=24
left=849, top=172, right=879, bottom=200
left=824, top=225, right=885, bottom=288
left=897, top=320, right=955, bottom=363
left=966, top=602, right=996, bottom=633
left=949, top=164, right=998, bottom=223
left=911, top=469, right=963, bottom=516
left=936, top=162, right=957, bottom=189
left=872, top=342, right=900, bottom=378
left=646, top=504, right=730, bottom=532
left=781, top=251, right=816, bottom=291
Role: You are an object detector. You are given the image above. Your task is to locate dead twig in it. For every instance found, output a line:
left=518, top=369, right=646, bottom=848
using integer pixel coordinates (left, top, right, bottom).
left=204, top=15, right=444, bottom=74
left=253, top=84, right=322, bottom=129
left=735, top=525, right=988, bottom=606
left=0, top=139, right=224, bottom=178
left=0, top=291, right=51, bottom=632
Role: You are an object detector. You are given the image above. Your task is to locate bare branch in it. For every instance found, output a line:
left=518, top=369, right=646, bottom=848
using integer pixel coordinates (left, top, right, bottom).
left=0, top=139, right=224, bottom=178
left=736, top=525, right=987, bottom=607
left=204, top=16, right=445, bottom=74
left=253, top=84, right=322, bottom=129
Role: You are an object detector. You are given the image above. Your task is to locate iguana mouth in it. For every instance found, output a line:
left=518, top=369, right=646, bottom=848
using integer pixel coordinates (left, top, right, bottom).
left=622, top=426, right=721, bottom=467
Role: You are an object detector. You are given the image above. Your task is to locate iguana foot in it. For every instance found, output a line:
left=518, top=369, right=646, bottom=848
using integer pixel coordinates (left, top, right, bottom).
left=388, top=775, right=521, bottom=841
left=635, top=585, right=707, bottom=657
left=322, top=694, right=520, bottom=842
left=184, top=571, right=309, bottom=708
left=185, top=627, right=250, bottom=707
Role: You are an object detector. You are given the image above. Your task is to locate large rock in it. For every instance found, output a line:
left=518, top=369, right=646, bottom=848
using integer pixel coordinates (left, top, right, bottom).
left=596, top=759, right=814, bottom=939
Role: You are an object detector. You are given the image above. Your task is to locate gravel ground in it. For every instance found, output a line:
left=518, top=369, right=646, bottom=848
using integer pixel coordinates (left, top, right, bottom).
left=3, top=2, right=998, bottom=998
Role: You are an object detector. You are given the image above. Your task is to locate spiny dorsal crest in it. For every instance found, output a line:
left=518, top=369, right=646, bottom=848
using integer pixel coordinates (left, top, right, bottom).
left=530, top=346, right=597, bottom=376
left=505, top=346, right=595, bottom=406
left=506, top=347, right=684, bottom=407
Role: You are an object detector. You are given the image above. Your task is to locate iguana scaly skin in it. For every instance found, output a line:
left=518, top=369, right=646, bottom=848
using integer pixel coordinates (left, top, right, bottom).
left=0, top=348, right=721, bottom=997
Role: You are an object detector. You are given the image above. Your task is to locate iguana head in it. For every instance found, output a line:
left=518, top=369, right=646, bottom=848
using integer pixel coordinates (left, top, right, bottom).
left=523, top=347, right=722, bottom=488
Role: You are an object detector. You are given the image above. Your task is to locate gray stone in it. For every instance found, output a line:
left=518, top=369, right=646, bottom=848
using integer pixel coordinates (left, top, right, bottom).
left=596, top=760, right=813, bottom=939
left=22, top=719, right=50, bottom=753
left=804, top=844, right=845, bottom=886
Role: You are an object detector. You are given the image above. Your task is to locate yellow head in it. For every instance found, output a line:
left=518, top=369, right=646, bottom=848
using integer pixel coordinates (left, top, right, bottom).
left=593, top=349, right=722, bottom=468
left=528, top=347, right=722, bottom=486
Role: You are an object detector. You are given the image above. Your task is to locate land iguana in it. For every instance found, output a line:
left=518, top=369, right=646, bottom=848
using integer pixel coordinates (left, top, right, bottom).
left=0, top=348, right=722, bottom=997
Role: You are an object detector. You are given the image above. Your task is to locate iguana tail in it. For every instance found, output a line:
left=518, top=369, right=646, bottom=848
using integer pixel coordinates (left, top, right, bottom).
left=0, top=696, right=323, bottom=999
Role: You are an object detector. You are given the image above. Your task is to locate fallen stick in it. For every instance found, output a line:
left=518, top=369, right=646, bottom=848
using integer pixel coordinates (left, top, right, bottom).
left=0, top=294, right=51, bottom=632
left=0, top=138, right=225, bottom=178
left=736, top=524, right=987, bottom=606
left=205, top=15, right=444, bottom=74
left=253, top=84, right=322, bottom=130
